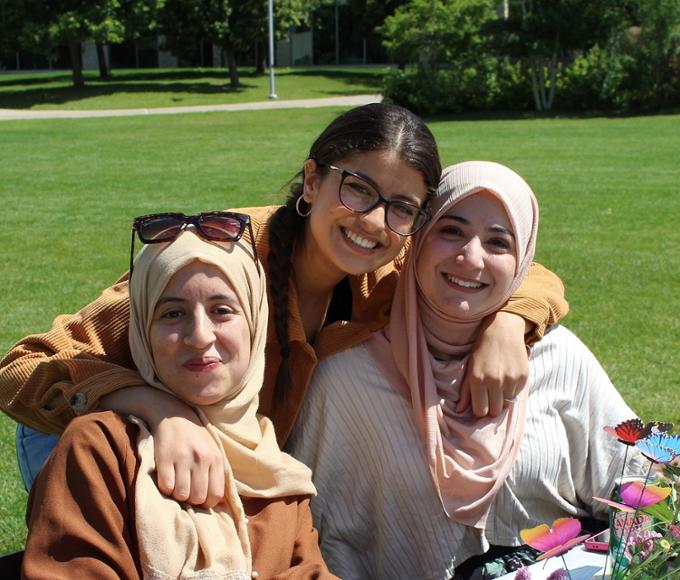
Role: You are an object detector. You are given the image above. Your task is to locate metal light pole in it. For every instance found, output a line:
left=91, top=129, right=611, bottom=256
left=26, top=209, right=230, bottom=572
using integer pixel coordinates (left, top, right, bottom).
left=267, top=0, right=278, bottom=99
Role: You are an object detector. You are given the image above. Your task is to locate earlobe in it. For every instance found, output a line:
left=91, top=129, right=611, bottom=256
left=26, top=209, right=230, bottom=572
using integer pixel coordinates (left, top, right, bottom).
left=302, top=158, right=321, bottom=203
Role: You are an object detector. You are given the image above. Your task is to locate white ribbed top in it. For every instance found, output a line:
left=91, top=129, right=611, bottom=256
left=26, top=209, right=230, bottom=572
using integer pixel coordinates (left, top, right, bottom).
left=287, top=326, right=643, bottom=580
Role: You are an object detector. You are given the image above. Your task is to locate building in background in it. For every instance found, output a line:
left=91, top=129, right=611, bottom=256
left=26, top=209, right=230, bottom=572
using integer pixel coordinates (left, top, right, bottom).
left=1, top=1, right=389, bottom=72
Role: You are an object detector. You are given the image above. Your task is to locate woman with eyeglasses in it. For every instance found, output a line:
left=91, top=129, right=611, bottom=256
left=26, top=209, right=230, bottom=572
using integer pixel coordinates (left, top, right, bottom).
left=2, top=103, right=567, bottom=507
left=286, top=162, right=642, bottom=579
left=23, top=229, right=336, bottom=579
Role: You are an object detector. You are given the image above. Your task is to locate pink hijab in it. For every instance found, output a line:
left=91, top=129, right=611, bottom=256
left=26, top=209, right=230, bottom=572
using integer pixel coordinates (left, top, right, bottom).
left=367, top=161, right=539, bottom=528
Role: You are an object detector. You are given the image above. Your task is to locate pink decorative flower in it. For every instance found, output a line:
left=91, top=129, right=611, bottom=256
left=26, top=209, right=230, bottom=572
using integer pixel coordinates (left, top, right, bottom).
left=520, top=517, right=589, bottom=561
left=594, top=481, right=671, bottom=512
left=623, top=530, right=663, bottom=562
left=547, top=570, right=568, bottom=580
left=514, top=567, right=532, bottom=579
left=669, top=524, right=680, bottom=540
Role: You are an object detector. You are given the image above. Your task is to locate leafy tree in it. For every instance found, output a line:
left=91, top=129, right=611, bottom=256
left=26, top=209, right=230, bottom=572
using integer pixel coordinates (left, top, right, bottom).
left=621, top=0, right=680, bottom=107
left=14, top=0, right=152, bottom=86
left=121, top=0, right=164, bottom=43
left=19, top=0, right=93, bottom=87
left=7, top=0, right=162, bottom=83
left=90, top=0, right=125, bottom=79
left=98, top=0, right=163, bottom=78
left=160, top=0, right=233, bottom=82
left=496, top=0, right=622, bottom=110
left=379, top=0, right=496, bottom=70
left=161, top=0, right=318, bottom=87
left=0, top=0, right=26, bottom=64
left=379, top=0, right=519, bottom=115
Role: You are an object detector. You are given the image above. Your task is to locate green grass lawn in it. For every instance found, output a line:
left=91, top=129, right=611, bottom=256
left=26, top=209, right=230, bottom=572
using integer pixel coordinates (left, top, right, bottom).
left=1, top=107, right=679, bottom=553
left=0, top=67, right=385, bottom=110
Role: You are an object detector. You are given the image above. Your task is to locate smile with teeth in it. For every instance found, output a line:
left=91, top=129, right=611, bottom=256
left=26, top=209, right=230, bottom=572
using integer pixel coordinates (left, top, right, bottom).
left=342, top=227, right=378, bottom=250
left=445, top=274, right=485, bottom=289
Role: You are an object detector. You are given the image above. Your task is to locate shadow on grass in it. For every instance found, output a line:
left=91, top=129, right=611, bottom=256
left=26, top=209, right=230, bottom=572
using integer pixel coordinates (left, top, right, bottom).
left=0, top=73, right=75, bottom=88
left=0, top=67, right=385, bottom=109
left=0, top=68, right=252, bottom=86
left=0, top=80, right=258, bottom=108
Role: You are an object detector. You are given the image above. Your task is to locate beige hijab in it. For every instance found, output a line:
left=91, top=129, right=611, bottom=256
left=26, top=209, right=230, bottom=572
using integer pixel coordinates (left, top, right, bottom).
left=128, top=231, right=315, bottom=579
left=368, top=161, right=538, bottom=528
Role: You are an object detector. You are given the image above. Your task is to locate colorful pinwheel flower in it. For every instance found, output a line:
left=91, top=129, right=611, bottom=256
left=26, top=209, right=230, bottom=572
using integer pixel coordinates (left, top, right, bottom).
left=520, top=518, right=590, bottom=561
left=604, top=419, right=647, bottom=445
left=594, top=481, right=672, bottom=512
left=598, top=418, right=679, bottom=579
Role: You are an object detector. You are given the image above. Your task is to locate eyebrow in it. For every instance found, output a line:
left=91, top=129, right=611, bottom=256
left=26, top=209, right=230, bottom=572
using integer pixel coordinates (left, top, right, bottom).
left=346, top=168, right=422, bottom=205
left=155, top=294, right=237, bottom=306
left=440, top=214, right=515, bottom=238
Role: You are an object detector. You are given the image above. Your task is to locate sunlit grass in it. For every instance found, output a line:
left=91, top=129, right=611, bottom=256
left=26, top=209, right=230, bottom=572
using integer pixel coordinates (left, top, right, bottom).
left=1, top=107, right=678, bottom=552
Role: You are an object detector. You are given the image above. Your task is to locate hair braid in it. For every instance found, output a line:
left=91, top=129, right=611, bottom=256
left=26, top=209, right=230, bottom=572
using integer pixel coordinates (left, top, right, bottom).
left=268, top=184, right=304, bottom=403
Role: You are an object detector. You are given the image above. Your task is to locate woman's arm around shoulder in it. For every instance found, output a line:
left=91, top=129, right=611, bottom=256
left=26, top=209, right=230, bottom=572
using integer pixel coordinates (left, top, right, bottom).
left=459, top=262, right=568, bottom=416
left=502, top=261, right=569, bottom=343
left=0, top=279, right=146, bottom=434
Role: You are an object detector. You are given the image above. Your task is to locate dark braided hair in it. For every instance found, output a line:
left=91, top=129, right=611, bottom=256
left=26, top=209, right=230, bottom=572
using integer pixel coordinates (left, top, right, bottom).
left=268, top=103, right=441, bottom=403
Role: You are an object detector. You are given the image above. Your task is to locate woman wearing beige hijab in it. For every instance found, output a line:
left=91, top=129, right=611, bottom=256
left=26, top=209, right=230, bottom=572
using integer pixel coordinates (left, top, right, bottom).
left=23, top=228, right=335, bottom=579
left=288, top=161, right=640, bottom=579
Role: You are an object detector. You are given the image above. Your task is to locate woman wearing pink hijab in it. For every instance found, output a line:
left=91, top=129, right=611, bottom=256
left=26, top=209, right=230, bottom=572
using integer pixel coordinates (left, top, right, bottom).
left=288, top=161, right=640, bottom=579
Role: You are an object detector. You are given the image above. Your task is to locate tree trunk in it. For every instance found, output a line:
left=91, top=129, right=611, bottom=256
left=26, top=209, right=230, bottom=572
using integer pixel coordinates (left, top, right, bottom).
left=95, top=42, right=110, bottom=79
left=68, top=41, right=84, bottom=88
left=537, top=62, right=547, bottom=107
left=529, top=58, right=542, bottom=111
left=546, top=51, right=558, bottom=110
left=255, top=40, right=266, bottom=74
left=224, top=47, right=240, bottom=88
left=529, top=55, right=559, bottom=112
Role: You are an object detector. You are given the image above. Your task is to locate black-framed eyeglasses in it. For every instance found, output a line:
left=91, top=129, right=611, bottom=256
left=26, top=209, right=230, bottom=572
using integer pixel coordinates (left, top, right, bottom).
left=129, top=211, right=259, bottom=276
left=315, top=161, right=431, bottom=236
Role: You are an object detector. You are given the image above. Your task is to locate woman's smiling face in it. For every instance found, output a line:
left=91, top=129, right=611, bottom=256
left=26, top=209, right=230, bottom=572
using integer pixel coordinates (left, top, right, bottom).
left=149, top=261, right=251, bottom=406
left=415, top=191, right=518, bottom=319
left=302, top=149, right=429, bottom=281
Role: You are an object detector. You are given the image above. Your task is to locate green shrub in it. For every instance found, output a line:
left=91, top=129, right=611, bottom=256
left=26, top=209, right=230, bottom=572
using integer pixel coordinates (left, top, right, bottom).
left=558, top=46, right=631, bottom=110
left=559, top=41, right=680, bottom=112
left=382, top=58, right=531, bottom=115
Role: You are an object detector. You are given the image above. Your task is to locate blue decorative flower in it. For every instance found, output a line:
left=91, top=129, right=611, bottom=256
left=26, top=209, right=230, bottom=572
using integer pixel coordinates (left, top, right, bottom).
left=636, top=433, right=680, bottom=464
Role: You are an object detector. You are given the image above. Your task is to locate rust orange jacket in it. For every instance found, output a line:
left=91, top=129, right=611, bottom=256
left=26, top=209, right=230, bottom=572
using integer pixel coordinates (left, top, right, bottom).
left=24, top=411, right=335, bottom=579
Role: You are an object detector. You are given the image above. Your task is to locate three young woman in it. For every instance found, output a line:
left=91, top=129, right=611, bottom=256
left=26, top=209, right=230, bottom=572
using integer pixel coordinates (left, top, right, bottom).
left=24, top=227, right=335, bottom=578
left=288, top=162, right=641, bottom=579
left=1, top=104, right=567, bottom=505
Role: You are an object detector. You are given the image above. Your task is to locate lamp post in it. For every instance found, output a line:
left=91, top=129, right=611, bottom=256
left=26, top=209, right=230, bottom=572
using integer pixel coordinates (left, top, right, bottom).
left=268, top=0, right=278, bottom=99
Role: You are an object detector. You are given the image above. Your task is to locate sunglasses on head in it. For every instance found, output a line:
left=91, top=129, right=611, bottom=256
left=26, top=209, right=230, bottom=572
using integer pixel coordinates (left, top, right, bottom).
left=129, top=211, right=259, bottom=276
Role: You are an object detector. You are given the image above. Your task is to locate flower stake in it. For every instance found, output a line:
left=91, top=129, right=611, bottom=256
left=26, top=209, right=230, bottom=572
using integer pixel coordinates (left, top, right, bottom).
left=519, top=517, right=590, bottom=580
left=597, top=420, right=680, bottom=579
